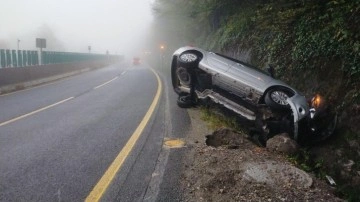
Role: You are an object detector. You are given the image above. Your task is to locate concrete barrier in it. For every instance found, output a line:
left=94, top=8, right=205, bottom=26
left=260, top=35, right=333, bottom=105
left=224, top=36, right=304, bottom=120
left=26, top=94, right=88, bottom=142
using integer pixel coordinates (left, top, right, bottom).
left=0, top=60, right=112, bottom=94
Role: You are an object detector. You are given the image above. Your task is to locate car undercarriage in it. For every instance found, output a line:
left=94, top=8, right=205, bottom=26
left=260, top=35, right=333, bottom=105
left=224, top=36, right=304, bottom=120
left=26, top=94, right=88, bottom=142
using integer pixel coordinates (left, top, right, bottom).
left=170, top=46, right=337, bottom=145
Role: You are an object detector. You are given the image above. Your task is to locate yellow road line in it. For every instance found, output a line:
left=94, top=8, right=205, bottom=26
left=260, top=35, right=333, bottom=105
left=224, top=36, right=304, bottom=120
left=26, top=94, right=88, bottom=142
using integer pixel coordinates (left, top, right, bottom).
left=85, top=68, right=162, bottom=202
left=93, top=76, right=119, bottom=90
left=0, top=97, right=74, bottom=127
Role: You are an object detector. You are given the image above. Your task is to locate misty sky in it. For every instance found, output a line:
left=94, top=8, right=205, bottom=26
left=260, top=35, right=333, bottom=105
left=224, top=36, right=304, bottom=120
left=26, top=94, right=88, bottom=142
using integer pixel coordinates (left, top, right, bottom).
left=0, top=0, right=154, bottom=55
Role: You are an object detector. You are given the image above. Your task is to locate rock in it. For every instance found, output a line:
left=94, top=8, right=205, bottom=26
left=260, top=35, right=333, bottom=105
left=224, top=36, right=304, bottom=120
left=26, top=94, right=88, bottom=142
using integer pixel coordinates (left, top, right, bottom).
left=266, top=133, right=299, bottom=155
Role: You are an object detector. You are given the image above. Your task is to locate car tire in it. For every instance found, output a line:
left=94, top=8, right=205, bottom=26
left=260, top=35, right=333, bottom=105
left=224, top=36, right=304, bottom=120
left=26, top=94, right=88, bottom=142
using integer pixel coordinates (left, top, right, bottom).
left=177, top=52, right=199, bottom=68
left=177, top=94, right=194, bottom=108
left=265, top=88, right=293, bottom=110
left=176, top=66, right=192, bottom=87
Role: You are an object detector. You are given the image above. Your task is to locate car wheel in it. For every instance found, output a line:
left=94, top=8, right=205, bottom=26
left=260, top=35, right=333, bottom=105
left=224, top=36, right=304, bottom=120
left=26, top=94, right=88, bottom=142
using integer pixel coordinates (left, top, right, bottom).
left=178, top=52, right=199, bottom=68
left=177, top=94, right=194, bottom=108
left=176, top=66, right=192, bottom=87
left=265, top=88, right=293, bottom=110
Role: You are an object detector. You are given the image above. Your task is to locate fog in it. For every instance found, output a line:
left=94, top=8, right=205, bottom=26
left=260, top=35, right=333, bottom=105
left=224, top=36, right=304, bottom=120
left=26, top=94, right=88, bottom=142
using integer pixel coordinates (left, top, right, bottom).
left=0, top=0, right=154, bottom=55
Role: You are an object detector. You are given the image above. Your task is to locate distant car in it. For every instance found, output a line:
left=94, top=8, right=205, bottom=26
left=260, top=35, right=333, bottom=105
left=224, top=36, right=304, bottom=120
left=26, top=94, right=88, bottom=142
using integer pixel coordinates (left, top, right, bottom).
left=171, top=46, right=337, bottom=144
left=133, top=57, right=141, bottom=65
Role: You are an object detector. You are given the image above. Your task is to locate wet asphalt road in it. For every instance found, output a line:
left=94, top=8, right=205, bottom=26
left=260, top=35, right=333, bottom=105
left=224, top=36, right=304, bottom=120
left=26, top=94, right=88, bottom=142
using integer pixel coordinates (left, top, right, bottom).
left=0, top=63, right=191, bottom=201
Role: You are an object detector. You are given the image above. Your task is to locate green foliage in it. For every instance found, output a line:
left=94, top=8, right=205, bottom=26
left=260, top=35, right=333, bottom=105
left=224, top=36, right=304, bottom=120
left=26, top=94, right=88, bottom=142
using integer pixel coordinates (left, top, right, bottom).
left=336, top=185, right=360, bottom=202
left=200, top=106, right=245, bottom=133
left=287, top=149, right=327, bottom=178
left=291, top=1, right=360, bottom=77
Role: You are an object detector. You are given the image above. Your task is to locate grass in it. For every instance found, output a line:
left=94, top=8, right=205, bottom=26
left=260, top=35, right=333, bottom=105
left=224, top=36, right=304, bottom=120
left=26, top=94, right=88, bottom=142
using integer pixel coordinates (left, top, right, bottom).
left=199, top=105, right=247, bottom=134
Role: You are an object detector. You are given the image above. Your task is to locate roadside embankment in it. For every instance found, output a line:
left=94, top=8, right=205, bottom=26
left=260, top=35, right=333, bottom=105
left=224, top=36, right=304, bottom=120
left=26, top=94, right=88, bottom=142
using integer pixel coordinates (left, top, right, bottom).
left=181, top=108, right=343, bottom=201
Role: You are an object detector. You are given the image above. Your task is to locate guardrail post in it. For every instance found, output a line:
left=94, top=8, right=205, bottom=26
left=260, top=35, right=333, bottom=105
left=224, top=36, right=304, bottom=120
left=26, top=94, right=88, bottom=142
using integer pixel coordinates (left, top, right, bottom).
left=18, top=50, right=23, bottom=67
left=6, top=50, right=11, bottom=67
left=29, top=51, right=32, bottom=65
left=27, top=50, right=32, bottom=66
left=22, top=50, right=27, bottom=66
left=42, top=51, right=46, bottom=65
left=51, top=52, right=54, bottom=63
left=31, top=51, right=35, bottom=65
left=0, top=49, right=5, bottom=68
left=53, top=52, right=57, bottom=63
left=12, top=50, right=17, bottom=67
left=34, top=51, right=39, bottom=65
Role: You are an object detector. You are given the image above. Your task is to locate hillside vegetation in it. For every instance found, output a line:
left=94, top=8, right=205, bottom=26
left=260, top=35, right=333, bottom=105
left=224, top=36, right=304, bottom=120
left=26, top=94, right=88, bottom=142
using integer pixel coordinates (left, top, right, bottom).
left=151, top=0, right=360, bottom=200
left=152, top=0, right=359, bottom=97
left=151, top=0, right=360, bottom=138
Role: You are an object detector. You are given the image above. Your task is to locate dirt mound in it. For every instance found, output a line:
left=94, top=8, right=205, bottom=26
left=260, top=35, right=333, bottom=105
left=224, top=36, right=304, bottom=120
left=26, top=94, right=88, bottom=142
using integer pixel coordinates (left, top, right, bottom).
left=205, top=128, right=247, bottom=149
left=180, top=108, right=343, bottom=201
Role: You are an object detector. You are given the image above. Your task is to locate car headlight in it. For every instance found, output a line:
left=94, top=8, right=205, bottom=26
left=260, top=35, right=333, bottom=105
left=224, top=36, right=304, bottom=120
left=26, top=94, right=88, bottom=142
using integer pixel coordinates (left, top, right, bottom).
left=310, top=94, right=323, bottom=109
left=180, top=53, right=198, bottom=62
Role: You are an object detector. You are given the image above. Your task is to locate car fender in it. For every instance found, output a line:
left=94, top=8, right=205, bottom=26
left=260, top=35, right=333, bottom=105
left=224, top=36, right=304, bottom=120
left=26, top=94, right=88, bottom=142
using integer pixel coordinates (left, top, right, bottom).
left=172, top=46, right=205, bottom=57
left=287, top=94, right=310, bottom=140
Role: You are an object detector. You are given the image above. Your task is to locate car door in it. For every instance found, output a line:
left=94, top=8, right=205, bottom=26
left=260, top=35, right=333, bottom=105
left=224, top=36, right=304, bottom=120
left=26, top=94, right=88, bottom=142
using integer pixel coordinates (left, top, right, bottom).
left=226, top=62, right=272, bottom=95
left=203, top=53, right=239, bottom=92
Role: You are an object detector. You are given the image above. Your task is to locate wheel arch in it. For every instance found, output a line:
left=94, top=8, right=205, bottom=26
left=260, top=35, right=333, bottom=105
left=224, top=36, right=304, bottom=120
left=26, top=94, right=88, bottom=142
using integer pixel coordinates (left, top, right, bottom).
left=259, top=85, right=295, bottom=104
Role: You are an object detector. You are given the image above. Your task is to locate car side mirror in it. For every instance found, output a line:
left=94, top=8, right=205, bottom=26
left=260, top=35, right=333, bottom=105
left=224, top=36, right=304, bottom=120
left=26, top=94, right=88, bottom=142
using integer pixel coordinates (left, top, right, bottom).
left=266, top=64, right=275, bottom=78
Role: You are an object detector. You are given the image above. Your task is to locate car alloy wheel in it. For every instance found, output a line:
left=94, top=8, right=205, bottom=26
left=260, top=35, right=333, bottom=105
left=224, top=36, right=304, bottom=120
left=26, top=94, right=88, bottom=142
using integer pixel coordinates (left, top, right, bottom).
left=270, top=90, right=289, bottom=106
left=177, top=51, right=200, bottom=68
left=179, top=53, right=198, bottom=63
left=265, top=88, right=293, bottom=110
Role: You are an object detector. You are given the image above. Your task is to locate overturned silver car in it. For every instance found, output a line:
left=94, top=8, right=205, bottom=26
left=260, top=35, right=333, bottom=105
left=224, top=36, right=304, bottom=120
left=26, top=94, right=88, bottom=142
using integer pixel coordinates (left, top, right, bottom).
left=171, top=46, right=337, bottom=144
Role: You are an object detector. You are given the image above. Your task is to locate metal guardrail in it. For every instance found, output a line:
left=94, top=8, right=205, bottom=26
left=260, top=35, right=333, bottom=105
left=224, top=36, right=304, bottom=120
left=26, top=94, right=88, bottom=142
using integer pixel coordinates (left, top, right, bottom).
left=0, top=49, right=122, bottom=68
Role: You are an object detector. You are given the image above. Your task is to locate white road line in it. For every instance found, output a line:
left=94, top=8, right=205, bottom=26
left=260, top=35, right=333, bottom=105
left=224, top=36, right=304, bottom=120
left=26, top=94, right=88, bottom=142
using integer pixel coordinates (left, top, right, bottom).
left=0, top=97, right=74, bottom=127
left=121, top=71, right=126, bottom=75
left=93, top=77, right=119, bottom=90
